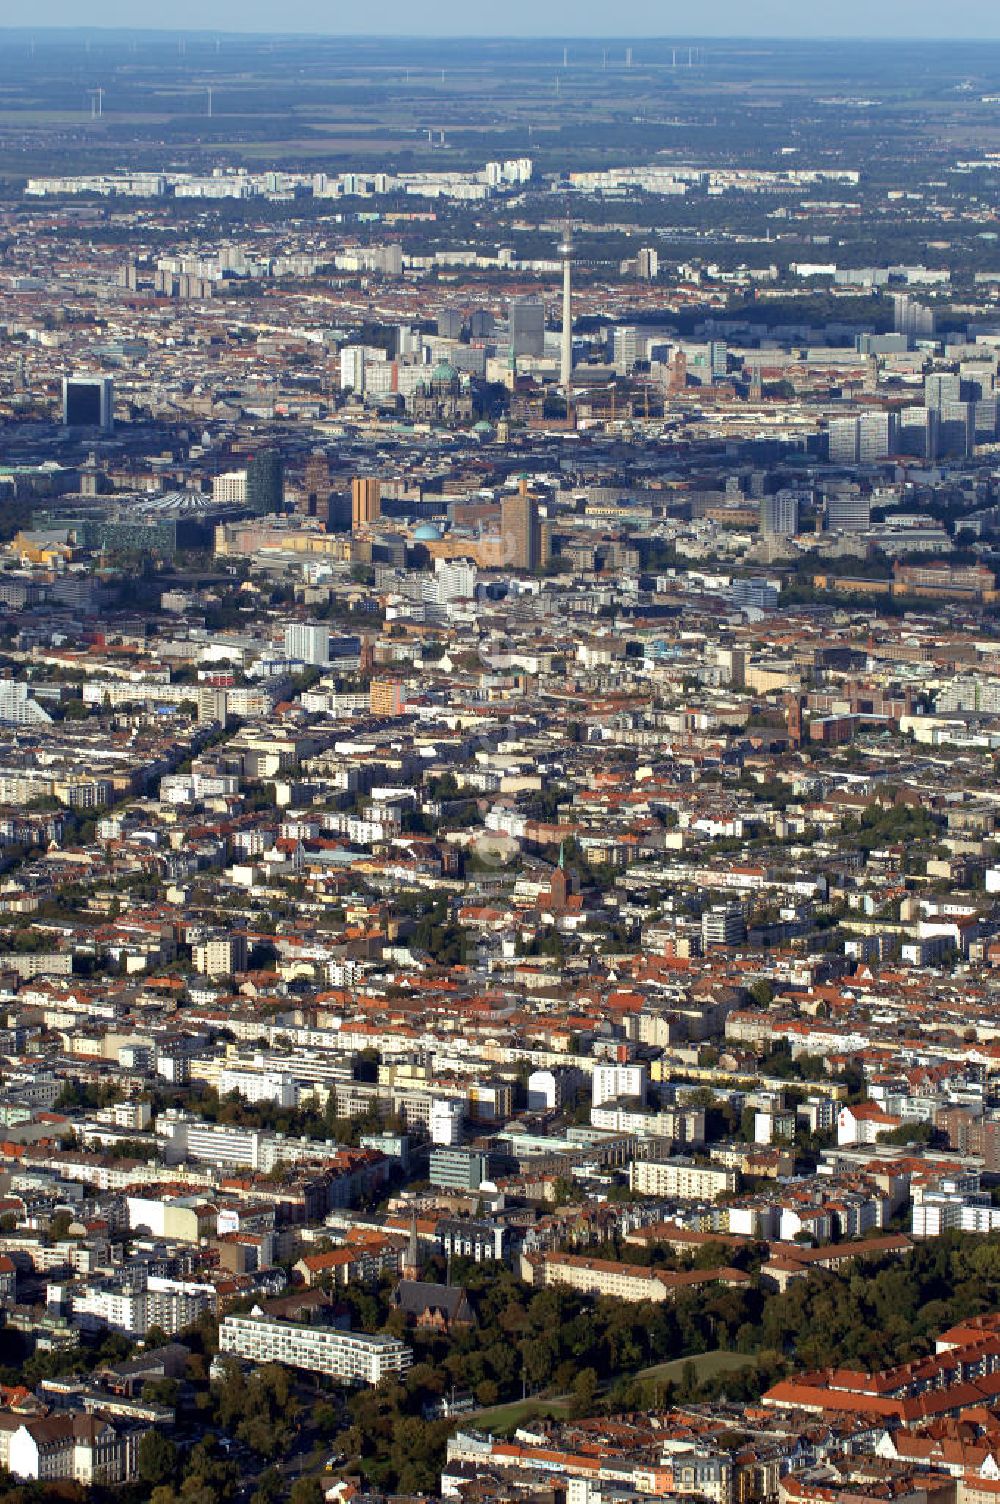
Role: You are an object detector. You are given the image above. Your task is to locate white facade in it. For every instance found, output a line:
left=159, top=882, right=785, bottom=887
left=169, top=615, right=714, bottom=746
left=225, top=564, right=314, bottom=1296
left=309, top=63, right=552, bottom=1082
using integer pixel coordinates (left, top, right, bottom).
left=8, top=1416, right=137, bottom=1485
left=912, top=1195, right=1000, bottom=1237
left=432, top=556, right=477, bottom=604
left=339, top=345, right=366, bottom=392
left=160, top=771, right=240, bottom=804
left=778, top=1207, right=834, bottom=1244
left=219, top=1311, right=412, bottom=1384
left=70, top=1277, right=214, bottom=1337
left=591, top=1062, right=648, bottom=1107
left=0, top=682, right=53, bottom=727
left=701, top=905, right=745, bottom=949
left=527, top=1069, right=561, bottom=1112
left=71, top=1284, right=146, bottom=1336
left=837, top=1105, right=899, bottom=1146
left=156, top=1112, right=330, bottom=1174
left=219, top=1067, right=298, bottom=1109
left=727, top=1203, right=780, bottom=1240
left=430, top=1097, right=465, bottom=1146
left=283, top=621, right=330, bottom=666
left=629, top=1158, right=737, bottom=1200
left=213, top=470, right=247, bottom=503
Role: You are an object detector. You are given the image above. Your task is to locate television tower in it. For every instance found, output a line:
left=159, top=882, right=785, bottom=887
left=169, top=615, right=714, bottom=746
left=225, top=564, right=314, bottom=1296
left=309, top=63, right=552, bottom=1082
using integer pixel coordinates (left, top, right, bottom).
left=559, top=219, right=573, bottom=394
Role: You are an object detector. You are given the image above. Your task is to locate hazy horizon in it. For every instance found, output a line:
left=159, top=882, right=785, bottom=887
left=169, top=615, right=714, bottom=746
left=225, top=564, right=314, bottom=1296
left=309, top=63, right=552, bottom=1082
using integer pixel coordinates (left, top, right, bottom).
left=6, top=2, right=1000, bottom=40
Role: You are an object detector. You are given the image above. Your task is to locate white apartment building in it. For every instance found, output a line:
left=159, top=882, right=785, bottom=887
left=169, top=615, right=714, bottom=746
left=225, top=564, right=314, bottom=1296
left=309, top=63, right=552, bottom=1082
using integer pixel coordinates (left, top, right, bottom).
left=213, top=470, right=247, bottom=504
left=218, top=1067, right=298, bottom=1109
left=527, top=1069, right=563, bottom=1112
left=156, top=1111, right=329, bottom=1173
left=71, top=1285, right=146, bottom=1337
left=339, top=345, right=366, bottom=392
left=629, top=1158, right=737, bottom=1200
left=192, top=933, right=248, bottom=978
left=701, top=904, right=746, bottom=949
left=70, top=1276, right=215, bottom=1337
left=727, top=1203, right=781, bottom=1240
left=160, top=771, right=240, bottom=804
left=146, top=1276, right=216, bottom=1333
left=283, top=621, right=330, bottom=667
left=430, top=1098, right=465, bottom=1146
left=0, top=682, right=53, bottom=727
left=219, top=1311, right=412, bottom=1385
left=430, top=556, right=477, bottom=604
left=590, top=1104, right=705, bottom=1144
left=525, top=1253, right=673, bottom=1303
left=912, top=1194, right=1000, bottom=1237
left=591, top=1062, right=648, bottom=1108
left=217, top=686, right=274, bottom=719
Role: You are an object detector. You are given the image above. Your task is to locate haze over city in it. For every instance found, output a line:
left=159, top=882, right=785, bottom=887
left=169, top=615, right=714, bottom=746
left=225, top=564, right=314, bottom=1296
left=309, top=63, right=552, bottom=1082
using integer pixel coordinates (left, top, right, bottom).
left=8, top=4, right=1000, bottom=36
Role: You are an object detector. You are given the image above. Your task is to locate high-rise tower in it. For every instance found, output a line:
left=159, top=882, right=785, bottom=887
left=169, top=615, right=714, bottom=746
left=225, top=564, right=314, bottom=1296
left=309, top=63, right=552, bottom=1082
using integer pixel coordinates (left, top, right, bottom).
left=62, top=375, right=114, bottom=432
left=559, top=220, right=573, bottom=394
left=351, top=475, right=381, bottom=530
left=246, top=448, right=283, bottom=515
left=302, top=450, right=332, bottom=524
left=501, top=476, right=541, bottom=572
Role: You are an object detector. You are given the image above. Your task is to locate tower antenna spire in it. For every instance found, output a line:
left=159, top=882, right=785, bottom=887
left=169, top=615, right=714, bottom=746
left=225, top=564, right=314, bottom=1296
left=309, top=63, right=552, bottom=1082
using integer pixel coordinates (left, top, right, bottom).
left=559, top=216, right=573, bottom=397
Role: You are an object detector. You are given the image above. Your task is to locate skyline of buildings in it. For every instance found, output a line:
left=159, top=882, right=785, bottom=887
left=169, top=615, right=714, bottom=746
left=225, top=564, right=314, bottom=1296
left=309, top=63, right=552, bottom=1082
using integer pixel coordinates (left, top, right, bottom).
left=5, top=27, right=1000, bottom=1504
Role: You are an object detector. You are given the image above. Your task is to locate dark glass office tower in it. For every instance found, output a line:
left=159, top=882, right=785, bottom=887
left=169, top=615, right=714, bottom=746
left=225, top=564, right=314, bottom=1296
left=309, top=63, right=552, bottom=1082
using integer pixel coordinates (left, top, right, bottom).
left=246, top=448, right=283, bottom=515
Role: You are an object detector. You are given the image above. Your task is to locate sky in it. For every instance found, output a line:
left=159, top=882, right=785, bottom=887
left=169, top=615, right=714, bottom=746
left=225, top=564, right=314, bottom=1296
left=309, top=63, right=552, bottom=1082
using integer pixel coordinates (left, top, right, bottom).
left=13, top=1, right=1000, bottom=38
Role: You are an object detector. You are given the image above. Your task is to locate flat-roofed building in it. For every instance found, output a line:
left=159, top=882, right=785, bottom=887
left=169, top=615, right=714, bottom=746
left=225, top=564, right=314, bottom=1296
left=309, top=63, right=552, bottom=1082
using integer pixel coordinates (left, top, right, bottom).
left=219, top=1310, right=411, bottom=1385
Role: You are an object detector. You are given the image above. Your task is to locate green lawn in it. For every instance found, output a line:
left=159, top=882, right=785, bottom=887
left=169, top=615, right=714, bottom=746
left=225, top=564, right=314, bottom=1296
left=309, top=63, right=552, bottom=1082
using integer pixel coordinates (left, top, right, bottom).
left=465, top=1395, right=572, bottom=1434
left=459, top=1350, right=755, bottom=1435
left=637, top=1348, right=757, bottom=1384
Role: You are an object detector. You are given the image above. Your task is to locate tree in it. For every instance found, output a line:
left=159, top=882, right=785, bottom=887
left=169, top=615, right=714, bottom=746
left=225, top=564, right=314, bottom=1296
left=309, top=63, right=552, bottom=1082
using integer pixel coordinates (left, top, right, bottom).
left=550, top=1174, right=578, bottom=1206
left=138, top=1429, right=179, bottom=1487
left=144, top=1376, right=180, bottom=1406
left=212, top=1359, right=247, bottom=1429
left=177, top=1484, right=219, bottom=1504
left=289, top=1480, right=325, bottom=1504
left=95, top=1330, right=132, bottom=1365
left=571, top=1366, right=599, bottom=1417
left=677, top=1359, right=700, bottom=1401
left=879, top=1121, right=938, bottom=1146
left=388, top=1416, right=453, bottom=1494
left=252, top=1470, right=285, bottom=1504
left=312, top=1399, right=340, bottom=1437
left=48, top=1210, right=74, bottom=1240
left=178, top=1435, right=238, bottom=1500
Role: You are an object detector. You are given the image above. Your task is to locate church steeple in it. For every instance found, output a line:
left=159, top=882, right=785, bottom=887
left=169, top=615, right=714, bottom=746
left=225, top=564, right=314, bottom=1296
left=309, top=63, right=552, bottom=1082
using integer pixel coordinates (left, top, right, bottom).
left=549, top=842, right=570, bottom=914
left=403, top=1210, right=421, bottom=1280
